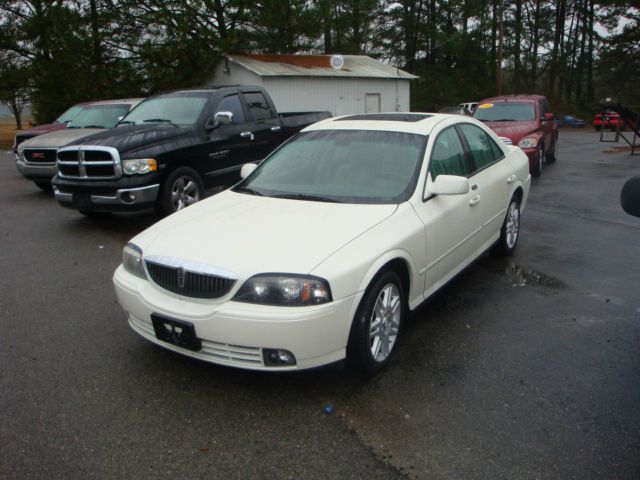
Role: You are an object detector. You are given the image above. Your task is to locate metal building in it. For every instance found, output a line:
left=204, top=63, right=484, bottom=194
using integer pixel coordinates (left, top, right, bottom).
left=206, top=54, right=418, bottom=117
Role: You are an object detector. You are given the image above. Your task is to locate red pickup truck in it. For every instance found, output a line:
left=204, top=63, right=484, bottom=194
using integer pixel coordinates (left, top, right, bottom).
left=473, top=94, right=559, bottom=178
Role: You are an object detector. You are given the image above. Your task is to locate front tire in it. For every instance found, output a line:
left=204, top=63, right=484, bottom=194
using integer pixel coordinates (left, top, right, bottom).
left=531, top=144, right=544, bottom=178
left=347, top=270, right=405, bottom=375
left=494, top=195, right=521, bottom=256
left=156, top=167, right=204, bottom=216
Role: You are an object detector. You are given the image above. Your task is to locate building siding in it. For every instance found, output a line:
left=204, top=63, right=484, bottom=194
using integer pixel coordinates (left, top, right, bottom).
left=207, top=61, right=412, bottom=116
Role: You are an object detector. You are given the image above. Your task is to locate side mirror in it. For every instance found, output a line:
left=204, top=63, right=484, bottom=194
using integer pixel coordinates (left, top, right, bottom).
left=206, top=111, right=233, bottom=131
left=426, top=174, right=470, bottom=197
left=621, top=176, right=640, bottom=218
left=543, top=112, right=554, bottom=121
left=240, top=163, right=258, bottom=179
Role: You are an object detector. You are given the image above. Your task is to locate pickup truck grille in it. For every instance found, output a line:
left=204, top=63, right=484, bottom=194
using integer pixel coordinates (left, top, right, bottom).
left=56, top=146, right=121, bottom=180
left=23, top=148, right=57, bottom=164
left=145, top=259, right=237, bottom=300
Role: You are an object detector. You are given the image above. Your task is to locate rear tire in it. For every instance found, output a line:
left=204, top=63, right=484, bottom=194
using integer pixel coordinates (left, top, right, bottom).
left=494, top=195, right=521, bottom=256
left=546, top=135, right=558, bottom=163
left=347, top=270, right=405, bottom=375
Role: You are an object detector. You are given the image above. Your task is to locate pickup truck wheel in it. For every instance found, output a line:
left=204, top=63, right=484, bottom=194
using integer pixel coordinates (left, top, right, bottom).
left=157, top=167, right=204, bottom=216
left=347, top=270, right=405, bottom=375
left=546, top=134, right=558, bottom=163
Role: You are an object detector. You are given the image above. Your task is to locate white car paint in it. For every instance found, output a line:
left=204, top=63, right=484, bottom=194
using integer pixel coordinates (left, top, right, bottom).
left=114, top=113, right=531, bottom=371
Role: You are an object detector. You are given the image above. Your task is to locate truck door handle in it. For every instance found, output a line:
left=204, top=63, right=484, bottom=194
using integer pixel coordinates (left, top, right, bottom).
left=271, top=126, right=281, bottom=132
left=469, top=195, right=481, bottom=206
left=240, top=131, right=254, bottom=140
left=506, top=174, right=516, bottom=184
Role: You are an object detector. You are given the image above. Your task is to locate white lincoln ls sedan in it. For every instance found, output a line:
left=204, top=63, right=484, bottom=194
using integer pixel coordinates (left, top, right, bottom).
left=113, top=113, right=531, bottom=373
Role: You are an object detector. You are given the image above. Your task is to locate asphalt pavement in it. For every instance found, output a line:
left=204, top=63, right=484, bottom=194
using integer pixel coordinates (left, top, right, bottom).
left=1, top=129, right=639, bottom=479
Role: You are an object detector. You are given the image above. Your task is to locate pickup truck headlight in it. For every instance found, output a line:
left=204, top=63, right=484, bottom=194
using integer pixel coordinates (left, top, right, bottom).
left=233, top=274, right=332, bottom=306
left=518, top=138, right=538, bottom=149
left=16, top=145, right=25, bottom=162
left=122, top=158, right=157, bottom=175
left=122, top=243, right=147, bottom=279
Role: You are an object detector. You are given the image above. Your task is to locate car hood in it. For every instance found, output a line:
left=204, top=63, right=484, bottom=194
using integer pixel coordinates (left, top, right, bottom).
left=483, top=121, right=539, bottom=141
left=19, top=128, right=104, bottom=149
left=67, top=124, right=193, bottom=158
left=132, top=190, right=398, bottom=280
left=16, top=122, right=66, bottom=138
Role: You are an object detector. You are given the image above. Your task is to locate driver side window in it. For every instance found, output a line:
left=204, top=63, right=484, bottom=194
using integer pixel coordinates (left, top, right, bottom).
left=216, top=95, right=246, bottom=124
left=429, top=127, right=470, bottom=180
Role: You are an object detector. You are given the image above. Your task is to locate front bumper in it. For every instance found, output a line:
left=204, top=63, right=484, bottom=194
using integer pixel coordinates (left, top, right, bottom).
left=113, top=266, right=355, bottom=371
left=16, top=159, right=57, bottom=181
left=52, top=174, right=161, bottom=212
left=521, top=147, right=538, bottom=169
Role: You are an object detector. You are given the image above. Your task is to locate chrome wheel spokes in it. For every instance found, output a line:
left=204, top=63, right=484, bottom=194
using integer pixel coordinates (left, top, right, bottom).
left=171, top=176, right=200, bottom=211
left=505, top=202, right=520, bottom=249
left=369, top=283, right=401, bottom=362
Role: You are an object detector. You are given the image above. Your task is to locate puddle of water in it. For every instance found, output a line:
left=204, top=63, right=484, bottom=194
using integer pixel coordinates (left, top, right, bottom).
left=505, top=263, right=566, bottom=289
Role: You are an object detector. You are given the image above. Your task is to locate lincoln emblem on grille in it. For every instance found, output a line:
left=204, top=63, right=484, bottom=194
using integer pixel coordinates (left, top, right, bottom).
left=177, top=267, right=186, bottom=289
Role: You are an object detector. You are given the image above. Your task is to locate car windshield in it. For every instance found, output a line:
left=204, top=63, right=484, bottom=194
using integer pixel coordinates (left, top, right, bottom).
left=67, top=104, right=131, bottom=129
left=119, top=92, right=209, bottom=127
left=234, top=130, right=427, bottom=204
left=474, top=102, right=535, bottom=122
left=55, top=105, right=84, bottom=124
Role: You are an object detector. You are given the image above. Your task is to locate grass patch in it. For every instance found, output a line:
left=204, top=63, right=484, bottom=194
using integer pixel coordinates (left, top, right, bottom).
left=0, top=116, right=32, bottom=150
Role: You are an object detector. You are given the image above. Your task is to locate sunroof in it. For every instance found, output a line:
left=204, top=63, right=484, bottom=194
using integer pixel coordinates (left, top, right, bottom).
left=335, top=113, right=432, bottom=122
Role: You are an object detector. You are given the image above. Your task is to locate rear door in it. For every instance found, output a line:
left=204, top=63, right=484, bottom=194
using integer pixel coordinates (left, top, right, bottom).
left=458, top=123, right=515, bottom=248
left=242, top=91, right=283, bottom=160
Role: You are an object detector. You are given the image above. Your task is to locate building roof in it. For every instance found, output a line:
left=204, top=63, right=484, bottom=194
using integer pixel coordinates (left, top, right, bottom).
left=225, top=54, right=418, bottom=80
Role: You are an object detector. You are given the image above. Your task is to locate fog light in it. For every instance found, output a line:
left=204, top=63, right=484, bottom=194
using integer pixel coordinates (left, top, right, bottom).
left=128, top=192, right=136, bottom=201
left=263, top=348, right=296, bottom=366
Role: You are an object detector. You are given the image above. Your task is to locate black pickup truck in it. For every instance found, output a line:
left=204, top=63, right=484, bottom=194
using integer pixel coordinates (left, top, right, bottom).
left=52, top=86, right=331, bottom=215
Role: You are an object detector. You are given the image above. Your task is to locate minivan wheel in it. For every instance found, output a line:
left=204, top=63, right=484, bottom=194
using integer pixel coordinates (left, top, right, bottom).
left=532, top=145, right=544, bottom=178
left=347, top=270, right=405, bottom=375
left=156, top=167, right=204, bottom=216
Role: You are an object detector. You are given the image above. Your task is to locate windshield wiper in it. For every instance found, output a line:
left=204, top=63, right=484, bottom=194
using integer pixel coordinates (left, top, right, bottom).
left=143, top=118, right=179, bottom=127
left=273, top=193, right=341, bottom=203
left=81, top=125, right=104, bottom=129
left=235, top=185, right=264, bottom=196
left=118, top=120, right=136, bottom=125
left=491, top=119, right=516, bottom=122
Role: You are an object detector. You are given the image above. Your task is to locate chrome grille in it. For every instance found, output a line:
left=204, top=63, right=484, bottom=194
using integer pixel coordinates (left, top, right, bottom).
left=23, top=148, right=57, bottom=164
left=145, top=259, right=236, bottom=299
left=56, top=145, right=121, bottom=179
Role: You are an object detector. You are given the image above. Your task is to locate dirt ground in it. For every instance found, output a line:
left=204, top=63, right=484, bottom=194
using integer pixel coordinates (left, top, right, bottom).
left=0, top=118, right=19, bottom=149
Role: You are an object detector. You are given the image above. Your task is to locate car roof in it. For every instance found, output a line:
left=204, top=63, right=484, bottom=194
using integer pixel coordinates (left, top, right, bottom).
left=479, top=94, right=545, bottom=104
left=304, top=112, right=464, bottom=136
left=84, top=98, right=144, bottom=106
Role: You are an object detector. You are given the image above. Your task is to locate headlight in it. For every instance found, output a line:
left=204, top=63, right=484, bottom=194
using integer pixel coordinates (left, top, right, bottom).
left=233, top=274, right=332, bottom=306
left=16, top=145, right=25, bottom=161
left=122, top=158, right=157, bottom=175
left=518, top=138, right=538, bottom=149
left=122, top=243, right=147, bottom=279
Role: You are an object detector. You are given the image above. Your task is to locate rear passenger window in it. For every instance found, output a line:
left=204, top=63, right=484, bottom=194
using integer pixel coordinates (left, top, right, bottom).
left=459, top=124, right=503, bottom=171
left=216, top=95, right=246, bottom=124
left=429, top=127, right=470, bottom=180
left=245, top=92, right=274, bottom=121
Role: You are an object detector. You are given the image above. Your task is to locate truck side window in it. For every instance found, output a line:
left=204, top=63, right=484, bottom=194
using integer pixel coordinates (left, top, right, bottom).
left=245, top=92, right=274, bottom=121
left=216, top=95, right=245, bottom=124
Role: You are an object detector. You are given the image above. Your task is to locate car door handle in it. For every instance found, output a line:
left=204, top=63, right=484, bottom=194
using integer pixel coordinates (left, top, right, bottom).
left=469, top=195, right=481, bottom=206
left=506, top=174, right=517, bottom=184
left=240, top=131, right=254, bottom=140
left=271, top=126, right=281, bottom=132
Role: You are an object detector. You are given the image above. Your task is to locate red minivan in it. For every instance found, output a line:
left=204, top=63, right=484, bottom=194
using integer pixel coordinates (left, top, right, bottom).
left=473, top=94, right=559, bottom=178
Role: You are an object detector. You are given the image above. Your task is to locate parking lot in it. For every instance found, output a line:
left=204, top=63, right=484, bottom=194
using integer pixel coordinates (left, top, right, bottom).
left=1, top=129, right=639, bottom=479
